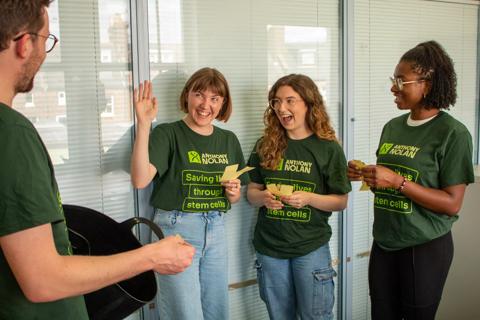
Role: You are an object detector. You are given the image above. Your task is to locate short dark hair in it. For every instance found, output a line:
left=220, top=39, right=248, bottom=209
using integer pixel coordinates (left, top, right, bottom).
left=179, top=67, right=233, bottom=122
left=400, top=40, right=457, bottom=109
left=0, top=0, right=53, bottom=51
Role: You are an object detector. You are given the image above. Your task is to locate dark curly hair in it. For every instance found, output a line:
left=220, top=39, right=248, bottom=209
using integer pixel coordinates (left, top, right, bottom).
left=257, top=74, right=337, bottom=170
left=0, top=0, right=53, bottom=52
left=400, top=40, right=457, bottom=109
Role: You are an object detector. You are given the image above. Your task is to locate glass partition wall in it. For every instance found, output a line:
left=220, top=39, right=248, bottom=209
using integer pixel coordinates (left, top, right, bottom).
left=350, top=1, right=479, bottom=319
left=11, top=0, right=478, bottom=319
left=12, top=1, right=135, bottom=221
left=146, top=1, right=342, bottom=319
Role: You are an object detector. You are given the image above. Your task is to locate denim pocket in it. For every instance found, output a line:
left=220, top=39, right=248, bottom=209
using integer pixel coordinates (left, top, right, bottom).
left=254, top=260, right=267, bottom=302
left=154, top=210, right=180, bottom=229
left=312, top=267, right=337, bottom=317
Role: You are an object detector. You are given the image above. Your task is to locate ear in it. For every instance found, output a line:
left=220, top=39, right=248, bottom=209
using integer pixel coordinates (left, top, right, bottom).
left=424, top=80, right=432, bottom=97
left=14, top=34, right=33, bottom=59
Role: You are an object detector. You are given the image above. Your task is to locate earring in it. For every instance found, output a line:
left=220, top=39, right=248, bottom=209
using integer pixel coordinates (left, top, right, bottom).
left=423, top=93, right=426, bottom=99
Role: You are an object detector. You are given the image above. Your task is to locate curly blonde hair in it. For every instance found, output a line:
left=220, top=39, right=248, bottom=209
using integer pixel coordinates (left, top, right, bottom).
left=258, top=74, right=337, bottom=170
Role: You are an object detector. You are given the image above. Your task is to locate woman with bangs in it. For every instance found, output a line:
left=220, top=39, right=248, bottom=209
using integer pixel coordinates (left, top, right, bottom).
left=131, top=67, right=248, bottom=320
left=247, top=74, right=351, bottom=320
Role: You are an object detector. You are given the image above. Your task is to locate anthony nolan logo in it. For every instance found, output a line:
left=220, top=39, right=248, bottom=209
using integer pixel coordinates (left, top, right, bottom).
left=276, top=159, right=285, bottom=170
left=379, top=143, right=394, bottom=155
left=379, top=142, right=420, bottom=159
left=275, top=158, right=312, bottom=174
left=188, top=151, right=202, bottom=164
left=187, top=150, right=229, bottom=164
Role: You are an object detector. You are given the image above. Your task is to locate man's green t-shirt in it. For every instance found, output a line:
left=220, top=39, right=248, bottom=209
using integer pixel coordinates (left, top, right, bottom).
left=148, top=120, right=248, bottom=212
left=0, top=104, right=88, bottom=319
left=248, top=135, right=351, bottom=258
left=373, top=111, right=475, bottom=251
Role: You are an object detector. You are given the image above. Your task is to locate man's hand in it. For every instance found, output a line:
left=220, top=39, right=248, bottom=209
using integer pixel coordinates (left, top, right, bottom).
left=150, top=235, right=195, bottom=275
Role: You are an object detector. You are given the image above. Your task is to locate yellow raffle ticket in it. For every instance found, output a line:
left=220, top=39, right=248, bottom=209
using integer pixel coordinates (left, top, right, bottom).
left=352, top=160, right=370, bottom=191
left=219, top=164, right=255, bottom=182
left=266, top=183, right=294, bottom=197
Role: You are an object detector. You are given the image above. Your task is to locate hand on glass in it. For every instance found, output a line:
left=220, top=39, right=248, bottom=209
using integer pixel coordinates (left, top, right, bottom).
left=134, top=80, right=158, bottom=126
left=281, top=191, right=311, bottom=209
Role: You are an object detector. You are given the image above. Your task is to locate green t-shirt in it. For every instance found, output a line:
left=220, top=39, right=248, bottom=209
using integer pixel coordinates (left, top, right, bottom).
left=0, top=104, right=88, bottom=319
left=373, top=111, right=475, bottom=251
left=248, top=135, right=351, bottom=258
left=148, top=120, right=248, bottom=212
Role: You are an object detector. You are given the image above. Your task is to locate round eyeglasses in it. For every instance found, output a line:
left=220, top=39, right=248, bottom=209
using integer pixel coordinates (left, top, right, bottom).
left=13, top=33, right=59, bottom=53
left=268, top=97, right=303, bottom=111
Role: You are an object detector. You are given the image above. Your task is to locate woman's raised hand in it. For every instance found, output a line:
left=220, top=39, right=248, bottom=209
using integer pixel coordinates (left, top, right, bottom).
left=134, top=80, right=158, bottom=126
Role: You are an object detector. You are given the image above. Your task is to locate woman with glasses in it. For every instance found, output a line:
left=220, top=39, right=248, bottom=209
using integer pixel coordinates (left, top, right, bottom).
left=247, top=74, right=351, bottom=320
left=348, top=41, right=474, bottom=320
left=131, top=68, right=248, bottom=320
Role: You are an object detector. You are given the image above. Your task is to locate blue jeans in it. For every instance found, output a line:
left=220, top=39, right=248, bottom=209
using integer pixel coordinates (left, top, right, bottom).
left=153, top=210, right=229, bottom=320
left=255, top=243, right=336, bottom=320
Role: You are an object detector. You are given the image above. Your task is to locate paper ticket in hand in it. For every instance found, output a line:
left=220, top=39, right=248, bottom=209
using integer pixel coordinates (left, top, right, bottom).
left=220, top=164, right=255, bottom=182
left=352, top=160, right=370, bottom=191
left=266, top=184, right=294, bottom=196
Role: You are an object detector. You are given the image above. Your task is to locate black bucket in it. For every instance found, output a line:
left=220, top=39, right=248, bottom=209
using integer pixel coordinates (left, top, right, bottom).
left=63, top=204, right=163, bottom=320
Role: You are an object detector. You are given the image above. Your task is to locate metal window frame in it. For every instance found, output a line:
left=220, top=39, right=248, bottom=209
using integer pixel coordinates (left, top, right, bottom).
left=340, top=0, right=355, bottom=319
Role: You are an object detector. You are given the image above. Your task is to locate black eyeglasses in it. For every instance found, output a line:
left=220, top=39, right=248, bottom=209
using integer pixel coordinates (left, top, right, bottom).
left=13, top=33, right=59, bottom=53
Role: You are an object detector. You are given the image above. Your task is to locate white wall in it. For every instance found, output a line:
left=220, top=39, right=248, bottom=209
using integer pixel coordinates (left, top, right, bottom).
left=437, top=166, right=480, bottom=320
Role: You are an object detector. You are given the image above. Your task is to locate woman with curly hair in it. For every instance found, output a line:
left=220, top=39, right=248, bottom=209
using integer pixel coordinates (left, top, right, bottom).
left=247, top=74, right=351, bottom=320
left=348, top=41, right=475, bottom=320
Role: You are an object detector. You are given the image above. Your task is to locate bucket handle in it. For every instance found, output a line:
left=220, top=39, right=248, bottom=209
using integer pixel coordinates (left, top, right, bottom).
left=120, top=217, right=165, bottom=240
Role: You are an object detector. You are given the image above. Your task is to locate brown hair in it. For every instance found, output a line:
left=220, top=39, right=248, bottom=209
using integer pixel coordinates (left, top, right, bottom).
left=258, top=74, right=337, bottom=170
left=179, top=67, right=233, bottom=122
left=0, top=0, right=52, bottom=51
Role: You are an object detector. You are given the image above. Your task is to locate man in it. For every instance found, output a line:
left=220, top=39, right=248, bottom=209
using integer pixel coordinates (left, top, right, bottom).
left=0, top=1, right=195, bottom=319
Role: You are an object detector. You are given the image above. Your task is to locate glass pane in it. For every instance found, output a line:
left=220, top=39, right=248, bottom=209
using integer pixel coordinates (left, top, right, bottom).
left=351, top=1, right=478, bottom=319
left=12, top=1, right=136, bottom=226
left=146, top=0, right=341, bottom=319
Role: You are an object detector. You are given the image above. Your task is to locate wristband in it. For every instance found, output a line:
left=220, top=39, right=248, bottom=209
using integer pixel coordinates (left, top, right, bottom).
left=397, top=177, right=407, bottom=192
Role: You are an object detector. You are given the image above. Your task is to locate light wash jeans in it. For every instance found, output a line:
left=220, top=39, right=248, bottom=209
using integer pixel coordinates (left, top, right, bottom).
left=153, top=209, right=229, bottom=320
left=255, top=243, right=336, bottom=320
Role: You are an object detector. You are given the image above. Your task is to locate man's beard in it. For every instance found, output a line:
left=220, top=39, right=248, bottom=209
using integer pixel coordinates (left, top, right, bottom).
left=15, top=77, right=35, bottom=94
left=15, top=53, right=42, bottom=94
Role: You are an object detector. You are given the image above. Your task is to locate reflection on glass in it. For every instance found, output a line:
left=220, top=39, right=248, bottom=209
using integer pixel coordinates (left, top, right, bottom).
left=148, top=0, right=183, bottom=63
left=12, top=1, right=135, bottom=227
left=46, top=1, right=61, bottom=63
left=267, top=25, right=330, bottom=104
left=99, top=1, right=130, bottom=63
